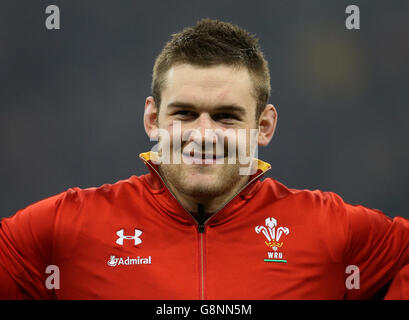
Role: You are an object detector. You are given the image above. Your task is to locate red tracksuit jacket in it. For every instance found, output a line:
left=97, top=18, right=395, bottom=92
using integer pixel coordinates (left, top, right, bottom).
left=1, top=152, right=409, bottom=299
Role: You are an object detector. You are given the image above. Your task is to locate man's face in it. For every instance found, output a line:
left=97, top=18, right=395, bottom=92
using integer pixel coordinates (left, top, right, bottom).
left=153, top=63, right=259, bottom=199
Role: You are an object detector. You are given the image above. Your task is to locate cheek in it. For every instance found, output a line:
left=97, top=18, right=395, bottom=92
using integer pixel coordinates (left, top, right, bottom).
left=157, top=121, right=182, bottom=145
left=223, top=128, right=253, bottom=145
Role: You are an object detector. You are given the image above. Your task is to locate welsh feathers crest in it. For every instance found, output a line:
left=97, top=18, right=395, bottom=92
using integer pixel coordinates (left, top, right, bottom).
left=255, top=217, right=289, bottom=250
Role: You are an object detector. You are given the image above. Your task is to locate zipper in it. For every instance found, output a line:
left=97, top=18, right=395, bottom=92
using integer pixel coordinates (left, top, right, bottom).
left=141, top=157, right=271, bottom=299
left=199, top=227, right=205, bottom=299
left=197, top=204, right=206, bottom=299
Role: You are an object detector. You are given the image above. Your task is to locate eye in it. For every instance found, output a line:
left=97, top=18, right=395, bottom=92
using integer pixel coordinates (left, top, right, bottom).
left=213, top=113, right=240, bottom=123
left=172, top=110, right=197, bottom=120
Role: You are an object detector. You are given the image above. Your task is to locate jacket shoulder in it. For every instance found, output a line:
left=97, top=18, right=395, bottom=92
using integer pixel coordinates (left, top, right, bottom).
left=260, top=177, right=343, bottom=207
left=59, top=175, right=147, bottom=204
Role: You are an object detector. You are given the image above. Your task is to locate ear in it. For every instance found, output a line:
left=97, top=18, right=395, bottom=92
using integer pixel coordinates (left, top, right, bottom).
left=257, top=104, right=278, bottom=146
left=143, top=96, right=159, bottom=139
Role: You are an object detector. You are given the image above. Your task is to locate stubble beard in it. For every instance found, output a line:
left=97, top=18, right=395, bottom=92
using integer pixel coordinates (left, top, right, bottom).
left=158, top=162, right=246, bottom=200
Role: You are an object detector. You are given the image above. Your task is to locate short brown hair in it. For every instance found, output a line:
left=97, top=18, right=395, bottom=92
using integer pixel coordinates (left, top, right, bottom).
left=151, top=19, right=271, bottom=120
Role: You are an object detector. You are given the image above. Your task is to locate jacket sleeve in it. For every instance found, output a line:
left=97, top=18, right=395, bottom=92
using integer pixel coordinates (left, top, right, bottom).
left=340, top=196, right=409, bottom=299
left=0, top=193, right=63, bottom=299
left=384, top=263, right=409, bottom=299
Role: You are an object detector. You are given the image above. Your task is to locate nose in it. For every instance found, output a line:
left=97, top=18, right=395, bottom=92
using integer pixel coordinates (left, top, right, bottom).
left=185, top=113, right=218, bottom=146
left=197, top=113, right=214, bottom=137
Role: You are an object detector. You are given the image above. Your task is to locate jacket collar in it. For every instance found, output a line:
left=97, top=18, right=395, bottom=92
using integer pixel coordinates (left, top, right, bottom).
left=138, top=151, right=271, bottom=226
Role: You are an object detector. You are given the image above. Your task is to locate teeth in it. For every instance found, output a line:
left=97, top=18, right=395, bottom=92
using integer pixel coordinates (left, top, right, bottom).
left=184, top=153, right=222, bottom=158
left=182, top=152, right=225, bottom=160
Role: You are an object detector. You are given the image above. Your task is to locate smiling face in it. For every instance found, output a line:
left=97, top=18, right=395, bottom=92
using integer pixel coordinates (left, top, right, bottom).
left=144, top=63, right=277, bottom=207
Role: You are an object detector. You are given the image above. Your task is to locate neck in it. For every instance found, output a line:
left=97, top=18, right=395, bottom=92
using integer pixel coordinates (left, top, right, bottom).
left=163, top=173, right=250, bottom=218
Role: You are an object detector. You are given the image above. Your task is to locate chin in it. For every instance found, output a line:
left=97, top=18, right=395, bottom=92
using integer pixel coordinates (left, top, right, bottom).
left=186, top=177, right=218, bottom=189
left=185, top=183, right=225, bottom=198
left=182, top=175, right=224, bottom=196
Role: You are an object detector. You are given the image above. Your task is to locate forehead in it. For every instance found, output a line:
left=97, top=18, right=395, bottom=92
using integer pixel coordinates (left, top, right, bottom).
left=161, top=64, right=257, bottom=112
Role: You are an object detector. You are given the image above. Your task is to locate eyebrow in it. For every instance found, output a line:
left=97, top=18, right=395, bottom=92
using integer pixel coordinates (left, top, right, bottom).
left=167, top=101, right=247, bottom=116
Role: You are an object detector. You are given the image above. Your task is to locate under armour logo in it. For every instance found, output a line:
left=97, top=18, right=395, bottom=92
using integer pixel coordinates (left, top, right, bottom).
left=116, top=229, right=142, bottom=246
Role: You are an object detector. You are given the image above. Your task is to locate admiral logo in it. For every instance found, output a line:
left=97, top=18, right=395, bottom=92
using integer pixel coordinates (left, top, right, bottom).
left=255, top=217, right=290, bottom=263
left=107, top=255, right=152, bottom=267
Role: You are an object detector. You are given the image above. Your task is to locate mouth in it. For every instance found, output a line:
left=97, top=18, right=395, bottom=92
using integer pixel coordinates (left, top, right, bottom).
left=181, top=150, right=226, bottom=164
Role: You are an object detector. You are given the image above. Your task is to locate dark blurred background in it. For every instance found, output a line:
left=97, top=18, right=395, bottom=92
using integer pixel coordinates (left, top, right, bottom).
left=0, top=0, right=408, bottom=218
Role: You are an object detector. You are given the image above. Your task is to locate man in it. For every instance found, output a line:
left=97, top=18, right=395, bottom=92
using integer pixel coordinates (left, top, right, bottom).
left=0, top=19, right=408, bottom=299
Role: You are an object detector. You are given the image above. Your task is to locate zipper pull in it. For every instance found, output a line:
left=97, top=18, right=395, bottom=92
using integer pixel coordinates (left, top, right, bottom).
left=197, top=203, right=206, bottom=233
left=198, top=223, right=205, bottom=233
